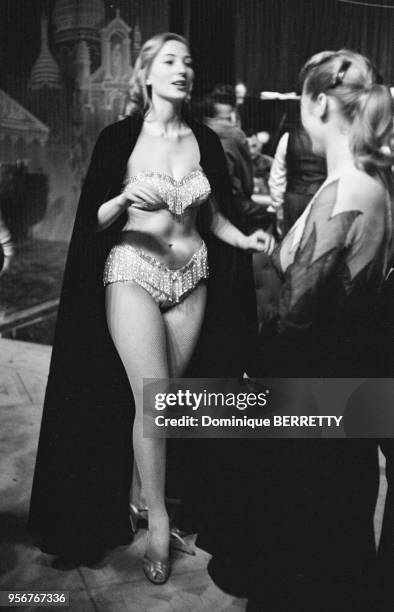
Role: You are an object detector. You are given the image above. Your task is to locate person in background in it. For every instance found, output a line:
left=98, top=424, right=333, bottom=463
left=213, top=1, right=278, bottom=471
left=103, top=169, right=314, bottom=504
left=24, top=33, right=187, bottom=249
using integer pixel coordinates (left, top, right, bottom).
left=0, top=209, right=13, bottom=275
left=244, top=129, right=280, bottom=331
left=203, top=85, right=254, bottom=231
left=203, top=85, right=276, bottom=243
left=269, top=105, right=326, bottom=235
left=245, top=128, right=278, bottom=233
left=0, top=164, right=14, bottom=276
left=246, top=129, right=273, bottom=197
left=234, top=81, right=247, bottom=127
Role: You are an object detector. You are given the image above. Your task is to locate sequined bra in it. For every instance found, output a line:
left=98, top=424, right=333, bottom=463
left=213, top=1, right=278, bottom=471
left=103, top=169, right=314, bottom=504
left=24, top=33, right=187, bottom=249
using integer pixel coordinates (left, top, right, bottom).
left=123, top=169, right=211, bottom=218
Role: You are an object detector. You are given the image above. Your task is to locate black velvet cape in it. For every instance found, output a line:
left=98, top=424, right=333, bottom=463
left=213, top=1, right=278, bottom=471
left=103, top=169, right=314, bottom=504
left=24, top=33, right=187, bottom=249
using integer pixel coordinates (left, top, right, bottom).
left=28, top=114, right=257, bottom=557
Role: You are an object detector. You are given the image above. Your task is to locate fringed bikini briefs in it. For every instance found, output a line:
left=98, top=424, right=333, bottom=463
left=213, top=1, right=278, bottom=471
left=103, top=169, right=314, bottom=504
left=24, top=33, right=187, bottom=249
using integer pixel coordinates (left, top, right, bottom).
left=103, top=241, right=209, bottom=310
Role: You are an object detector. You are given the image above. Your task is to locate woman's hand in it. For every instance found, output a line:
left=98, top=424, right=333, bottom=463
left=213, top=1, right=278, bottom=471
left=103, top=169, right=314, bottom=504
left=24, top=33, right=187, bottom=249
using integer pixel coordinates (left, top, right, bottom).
left=243, top=230, right=276, bottom=254
left=210, top=208, right=276, bottom=254
left=122, top=181, right=164, bottom=206
left=97, top=180, right=164, bottom=231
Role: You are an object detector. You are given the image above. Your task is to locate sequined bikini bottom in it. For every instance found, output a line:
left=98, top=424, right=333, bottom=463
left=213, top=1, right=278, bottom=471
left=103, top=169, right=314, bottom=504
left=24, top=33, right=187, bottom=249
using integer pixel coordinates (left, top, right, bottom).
left=103, top=241, right=209, bottom=310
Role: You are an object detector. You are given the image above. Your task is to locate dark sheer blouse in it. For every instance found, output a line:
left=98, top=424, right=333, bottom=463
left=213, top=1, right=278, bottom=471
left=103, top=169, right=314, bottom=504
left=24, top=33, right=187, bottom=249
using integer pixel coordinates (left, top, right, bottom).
left=268, top=169, right=392, bottom=377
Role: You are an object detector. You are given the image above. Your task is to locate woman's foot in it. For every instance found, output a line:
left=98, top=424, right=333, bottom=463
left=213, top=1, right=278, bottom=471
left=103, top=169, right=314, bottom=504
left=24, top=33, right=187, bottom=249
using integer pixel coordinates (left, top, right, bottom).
left=143, top=515, right=171, bottom=585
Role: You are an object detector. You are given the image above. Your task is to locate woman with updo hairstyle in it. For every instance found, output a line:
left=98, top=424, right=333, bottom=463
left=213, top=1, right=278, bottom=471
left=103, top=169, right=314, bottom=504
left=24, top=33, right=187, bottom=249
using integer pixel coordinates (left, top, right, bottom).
left=203, top=50, right=394, bottom=612
left=266, top=48, right=393, bottom=376
left=28, top=32, right=273, bottom=583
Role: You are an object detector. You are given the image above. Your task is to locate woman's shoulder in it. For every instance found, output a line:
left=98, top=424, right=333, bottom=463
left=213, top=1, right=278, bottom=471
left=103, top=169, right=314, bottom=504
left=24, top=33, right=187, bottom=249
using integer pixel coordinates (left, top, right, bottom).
left=316, top=166, right=388, bottom=218
left=336, top=166, right=387, bottom=207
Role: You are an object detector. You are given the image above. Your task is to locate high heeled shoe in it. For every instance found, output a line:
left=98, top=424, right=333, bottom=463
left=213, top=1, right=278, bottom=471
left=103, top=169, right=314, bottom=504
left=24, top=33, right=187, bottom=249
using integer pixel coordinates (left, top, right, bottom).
left=129, top=503, right=148, bottom=534
left=142, top=554, right=171, bottom=585
left=170, top=525, right=196, bottom=556
left=143, top=527, right=171, bottom=585
left=165, top=497, right=196, bottom=556
left=130, top=504, right=194, bottom=554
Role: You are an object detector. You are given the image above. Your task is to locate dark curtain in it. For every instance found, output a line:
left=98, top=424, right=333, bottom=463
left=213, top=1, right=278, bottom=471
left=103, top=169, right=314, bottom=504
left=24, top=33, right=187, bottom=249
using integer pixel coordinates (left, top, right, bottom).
left=171, top=0, right=236, bottom=95
left=136, top=0, right=171, bottom=42
left=170, top=0, right=191, bottom=38
left=234, top=0, right=394, bottom=94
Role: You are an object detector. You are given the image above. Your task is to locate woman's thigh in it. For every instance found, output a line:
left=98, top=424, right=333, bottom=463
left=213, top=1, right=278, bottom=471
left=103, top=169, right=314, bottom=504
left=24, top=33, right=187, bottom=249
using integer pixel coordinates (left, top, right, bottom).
left=105, top=281, right=169, bottom=404
left=163, top=282, right=207, bottom=377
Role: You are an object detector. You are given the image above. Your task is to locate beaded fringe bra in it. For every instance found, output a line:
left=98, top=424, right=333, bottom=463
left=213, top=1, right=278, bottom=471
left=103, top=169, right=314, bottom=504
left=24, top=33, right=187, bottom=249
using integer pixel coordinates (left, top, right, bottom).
left=123, top=170, right=211, bottom=218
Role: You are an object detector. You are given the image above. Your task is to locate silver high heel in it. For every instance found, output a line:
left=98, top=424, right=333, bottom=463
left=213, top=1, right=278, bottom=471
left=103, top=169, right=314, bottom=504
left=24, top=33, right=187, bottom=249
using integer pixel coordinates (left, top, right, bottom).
left=165, top=497, right=196, bottom=556
left=142, top=553, right=171, bottom=585
left=129, top=504, right=148, bottom=534
left=170, top=525, right=196, bottom=556
left=130, top=504, right=195, bottom=554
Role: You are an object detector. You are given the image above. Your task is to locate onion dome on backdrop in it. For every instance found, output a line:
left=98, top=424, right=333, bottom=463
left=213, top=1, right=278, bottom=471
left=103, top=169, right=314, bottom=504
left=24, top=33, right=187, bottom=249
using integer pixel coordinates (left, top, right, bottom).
left=53, top=0, right=105, bottom=44
left=29, top=15, right=62, bottom=91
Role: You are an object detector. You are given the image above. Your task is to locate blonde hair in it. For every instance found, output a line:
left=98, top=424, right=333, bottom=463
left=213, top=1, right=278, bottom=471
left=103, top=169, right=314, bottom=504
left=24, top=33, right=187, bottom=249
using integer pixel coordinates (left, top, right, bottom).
left=125, top=32, right=190, bottom=118
left=300, top=49, right=393, bottom=179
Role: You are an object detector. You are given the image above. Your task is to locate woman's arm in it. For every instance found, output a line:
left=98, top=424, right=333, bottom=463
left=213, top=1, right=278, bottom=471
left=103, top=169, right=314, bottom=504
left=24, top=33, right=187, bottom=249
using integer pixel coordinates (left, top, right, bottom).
left=201, top=126, right=275, bottom=253
left=210, top=200, right=275, bottom=253
left=97, top=193, right=128, bottom=231
left=210, top=205, right=247, bottom=248
left=96, top=182, right=164, bottom=231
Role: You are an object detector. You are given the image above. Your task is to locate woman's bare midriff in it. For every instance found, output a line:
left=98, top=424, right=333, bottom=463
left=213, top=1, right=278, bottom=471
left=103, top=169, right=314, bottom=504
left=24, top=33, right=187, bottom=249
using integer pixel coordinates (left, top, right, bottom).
left=119, top=206, right=203, bottom=269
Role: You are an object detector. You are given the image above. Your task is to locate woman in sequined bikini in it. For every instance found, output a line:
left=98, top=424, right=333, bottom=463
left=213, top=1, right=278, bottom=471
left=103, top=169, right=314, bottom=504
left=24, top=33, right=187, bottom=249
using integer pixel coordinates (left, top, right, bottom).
left=96, top=33, right=274, bottom=583
left=29, top=31, right=272, bottom=580
left=30, top=31, right=271, bottom=573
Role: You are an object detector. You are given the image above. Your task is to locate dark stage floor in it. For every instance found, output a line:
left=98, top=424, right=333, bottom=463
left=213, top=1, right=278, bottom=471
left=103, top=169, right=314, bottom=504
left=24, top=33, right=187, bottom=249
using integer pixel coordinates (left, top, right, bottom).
left=0, top=240, right=68, bottom=345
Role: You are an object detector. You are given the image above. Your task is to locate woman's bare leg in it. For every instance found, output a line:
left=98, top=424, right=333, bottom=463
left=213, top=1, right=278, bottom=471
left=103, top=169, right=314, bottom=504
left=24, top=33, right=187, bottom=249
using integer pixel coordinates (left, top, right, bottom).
left=131, top=282, right=207, bottom=515
left=130, top=461, right=144, bottom=508
left=106, top=281, right=207, bottom=562
left=106, top=282, right=170, bottom=559
left=163, top=283, right=207, bottom=378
